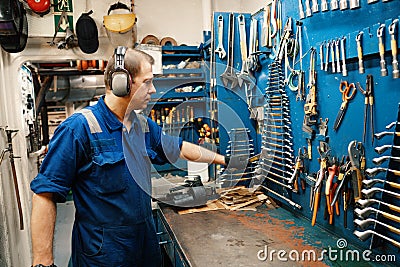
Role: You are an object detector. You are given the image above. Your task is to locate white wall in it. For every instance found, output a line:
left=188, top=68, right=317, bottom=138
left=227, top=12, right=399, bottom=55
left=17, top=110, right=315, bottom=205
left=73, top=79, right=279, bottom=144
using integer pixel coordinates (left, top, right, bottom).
left=26, top=0, right=265, bottom=46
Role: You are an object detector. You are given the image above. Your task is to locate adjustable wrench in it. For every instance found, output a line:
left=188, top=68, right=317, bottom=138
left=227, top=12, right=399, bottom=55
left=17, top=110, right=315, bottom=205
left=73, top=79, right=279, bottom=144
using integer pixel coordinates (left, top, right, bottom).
left=340, top=36, right=348, bottom=76
left=356, top=32, right=365, bottom=74
left=389, top=19, right=399, bottom=79
left=377, top=24, right=388, bottom=76
left=237, top=14, right=256, bottom=89
left=215, top=15, right=227, bottom=59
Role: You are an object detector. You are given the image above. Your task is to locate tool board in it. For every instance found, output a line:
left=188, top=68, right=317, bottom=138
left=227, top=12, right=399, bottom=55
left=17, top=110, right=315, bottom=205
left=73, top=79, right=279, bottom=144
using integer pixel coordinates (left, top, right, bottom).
left=213, top=0, right=400, bottom=259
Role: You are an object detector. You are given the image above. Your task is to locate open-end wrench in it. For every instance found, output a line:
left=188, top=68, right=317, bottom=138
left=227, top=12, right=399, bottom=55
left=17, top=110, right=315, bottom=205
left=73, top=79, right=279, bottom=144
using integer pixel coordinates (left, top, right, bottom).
left=220, top=13, right=239, bottom=88
left=362, top=187, right=400, bottom=200
left=367, top=0, right=379, bottom=3
left=356, top=31, right=365, bottom=73
left=389, top=19, right=399, bottom=79
left=321, top=0, right=328, bottom=11
left=324, top=41, right=330, bottom=71
left=259, top=156, right=293, bottom=169
left=349, top=0, right=360, bottom=9
left=319, top=42, right=325, bottom=71
left=215, top=15, right=227, bottom=59
left=298, top=0, right=305, bottom=19
left=340, top=36, right=348, bottom=76
left=330, top=40, right=336, bottom=73
left=330, top=0, right=339, bottom=10
left=377, top=24, right=388, bottom=76
left=339, top=0, right=348, bottom=10
left=257, top=162, right=293, bottom=177
left=312, top=0, right=319, bottom=12
left=254, top=174, right=292, bottom=189
left=248, top=18, right=259, bottom=72
left=335, top=39, right=341, bottom=72
left=374, top=144, right=400, bottom=154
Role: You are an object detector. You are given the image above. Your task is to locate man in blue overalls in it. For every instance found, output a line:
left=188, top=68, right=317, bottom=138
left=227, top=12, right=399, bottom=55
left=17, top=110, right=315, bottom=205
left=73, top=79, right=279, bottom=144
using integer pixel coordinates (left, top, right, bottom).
left=30, top=47, right=227, bottom=267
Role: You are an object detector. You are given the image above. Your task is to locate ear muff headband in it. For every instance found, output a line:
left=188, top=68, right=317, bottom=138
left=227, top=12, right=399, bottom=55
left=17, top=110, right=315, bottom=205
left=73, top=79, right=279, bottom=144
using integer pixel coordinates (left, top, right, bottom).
left=110, top=46, right=131, bottom=97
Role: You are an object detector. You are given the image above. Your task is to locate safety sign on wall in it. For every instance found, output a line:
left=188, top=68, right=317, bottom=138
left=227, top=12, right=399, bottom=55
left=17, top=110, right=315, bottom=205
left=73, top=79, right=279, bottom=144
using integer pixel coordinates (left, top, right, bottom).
left=53, top=0, right=74, bottom=32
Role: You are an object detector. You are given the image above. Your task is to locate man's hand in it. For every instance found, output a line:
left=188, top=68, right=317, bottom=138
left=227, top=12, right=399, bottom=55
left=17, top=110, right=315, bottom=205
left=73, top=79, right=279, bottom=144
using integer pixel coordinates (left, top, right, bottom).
left=225, top=154, right=249, bottom=170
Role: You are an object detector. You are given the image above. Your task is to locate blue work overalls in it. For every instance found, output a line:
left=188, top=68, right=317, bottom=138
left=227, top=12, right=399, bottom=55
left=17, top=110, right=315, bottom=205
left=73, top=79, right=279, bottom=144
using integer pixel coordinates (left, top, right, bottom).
left=31, top=96, right=182, bottom=266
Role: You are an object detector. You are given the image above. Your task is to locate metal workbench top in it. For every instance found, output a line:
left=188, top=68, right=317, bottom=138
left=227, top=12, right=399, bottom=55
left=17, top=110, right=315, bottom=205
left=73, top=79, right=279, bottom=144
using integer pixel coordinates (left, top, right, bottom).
left=159, top=203, right=379, bottom=267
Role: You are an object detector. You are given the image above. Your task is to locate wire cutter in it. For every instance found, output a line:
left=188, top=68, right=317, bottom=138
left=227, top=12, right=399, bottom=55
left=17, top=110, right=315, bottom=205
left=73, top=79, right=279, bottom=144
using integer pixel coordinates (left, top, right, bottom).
left=333, top=81, right=356, bottom=131
left=356, top=75, right=374, bottom=145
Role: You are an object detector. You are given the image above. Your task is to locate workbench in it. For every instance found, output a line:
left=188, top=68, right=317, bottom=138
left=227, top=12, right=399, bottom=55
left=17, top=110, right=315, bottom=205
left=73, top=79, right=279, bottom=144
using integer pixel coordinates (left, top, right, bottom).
left=155, top=203, right=389, bottom=267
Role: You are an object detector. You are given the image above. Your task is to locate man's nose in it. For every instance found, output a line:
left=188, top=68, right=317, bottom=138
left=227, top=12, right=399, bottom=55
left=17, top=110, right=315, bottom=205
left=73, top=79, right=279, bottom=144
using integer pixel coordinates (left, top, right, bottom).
left=148, top=83, right=156, bottom=94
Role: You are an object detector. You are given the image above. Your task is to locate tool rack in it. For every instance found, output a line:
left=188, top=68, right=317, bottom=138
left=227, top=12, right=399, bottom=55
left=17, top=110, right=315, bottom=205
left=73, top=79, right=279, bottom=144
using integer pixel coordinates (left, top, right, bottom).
left=145, top=45, right=215, bottom=175
left=210, top=0, right=400, bottom=261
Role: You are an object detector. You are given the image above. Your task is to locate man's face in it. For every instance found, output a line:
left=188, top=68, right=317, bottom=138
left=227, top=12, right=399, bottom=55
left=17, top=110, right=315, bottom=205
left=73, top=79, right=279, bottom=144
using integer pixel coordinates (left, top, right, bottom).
left=129, top=60, right=156, bottom=110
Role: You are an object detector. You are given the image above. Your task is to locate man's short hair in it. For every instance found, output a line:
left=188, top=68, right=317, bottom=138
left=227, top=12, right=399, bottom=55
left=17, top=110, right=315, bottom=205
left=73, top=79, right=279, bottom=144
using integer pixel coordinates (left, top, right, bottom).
left=104, top=48, right=154, bottom=88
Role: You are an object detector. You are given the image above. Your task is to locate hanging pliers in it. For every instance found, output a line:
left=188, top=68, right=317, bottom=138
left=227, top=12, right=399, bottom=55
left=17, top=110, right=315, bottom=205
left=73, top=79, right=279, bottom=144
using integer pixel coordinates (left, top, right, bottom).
left=356, top=75, right=374, bottom=145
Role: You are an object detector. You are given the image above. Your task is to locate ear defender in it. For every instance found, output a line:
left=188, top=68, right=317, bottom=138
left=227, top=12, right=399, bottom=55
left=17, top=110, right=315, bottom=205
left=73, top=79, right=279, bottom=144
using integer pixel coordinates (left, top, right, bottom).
left=109, top=46, right=131, bottom=97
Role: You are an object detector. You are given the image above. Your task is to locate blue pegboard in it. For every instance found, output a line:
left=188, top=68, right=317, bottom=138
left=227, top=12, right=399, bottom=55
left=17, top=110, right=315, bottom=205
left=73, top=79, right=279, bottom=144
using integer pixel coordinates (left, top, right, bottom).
left=214, top=0, right=400, bottom=261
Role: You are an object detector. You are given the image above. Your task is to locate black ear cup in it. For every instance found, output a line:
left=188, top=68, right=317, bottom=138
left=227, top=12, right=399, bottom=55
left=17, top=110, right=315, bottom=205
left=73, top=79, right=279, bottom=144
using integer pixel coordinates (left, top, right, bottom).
left=109, top=46, right=131, bottom=97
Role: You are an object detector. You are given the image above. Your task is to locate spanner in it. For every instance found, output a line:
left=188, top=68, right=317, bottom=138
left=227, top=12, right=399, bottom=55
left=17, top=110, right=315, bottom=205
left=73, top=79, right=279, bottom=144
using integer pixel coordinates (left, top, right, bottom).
left=335, top=39, right=341, bottom=72
left=330, top=40, right=336, bottom=73
left=215, top=15, right=227, bottom=59
left=340, top=36, right=348, bottom=76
